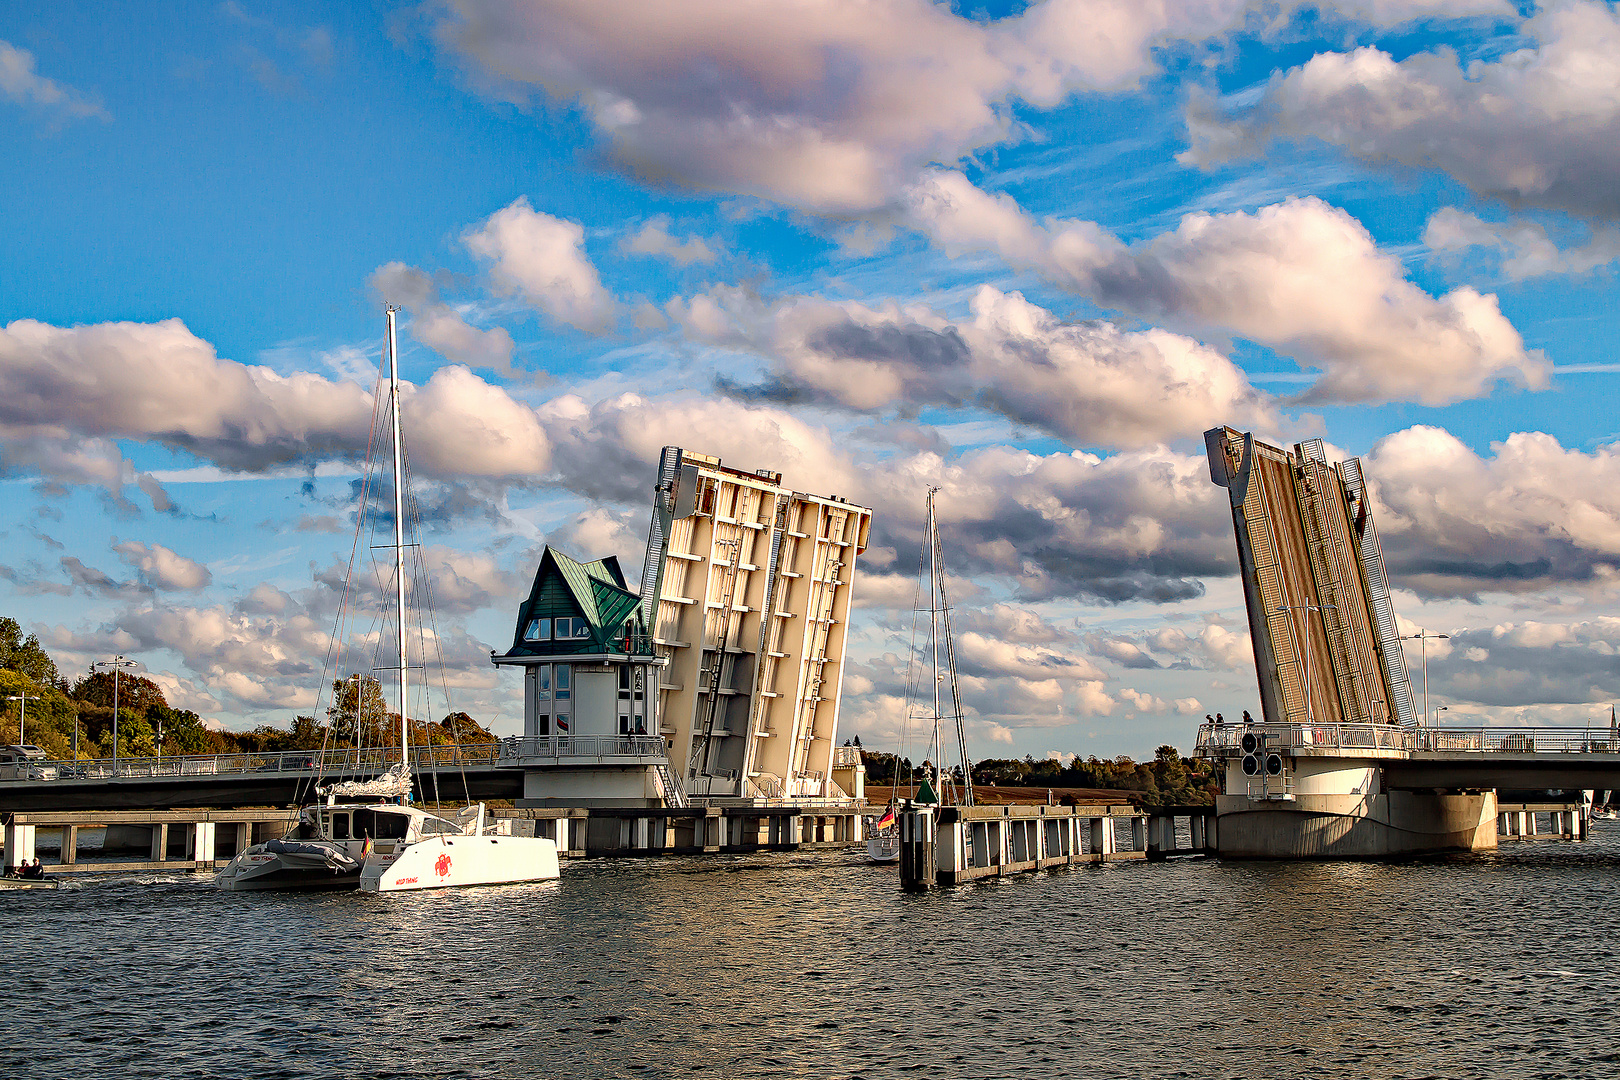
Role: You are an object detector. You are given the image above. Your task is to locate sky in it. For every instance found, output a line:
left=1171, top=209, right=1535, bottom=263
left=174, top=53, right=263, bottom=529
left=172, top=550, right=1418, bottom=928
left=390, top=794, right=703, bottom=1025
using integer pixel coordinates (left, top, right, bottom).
left=4, top=0, right=1620, bottom=762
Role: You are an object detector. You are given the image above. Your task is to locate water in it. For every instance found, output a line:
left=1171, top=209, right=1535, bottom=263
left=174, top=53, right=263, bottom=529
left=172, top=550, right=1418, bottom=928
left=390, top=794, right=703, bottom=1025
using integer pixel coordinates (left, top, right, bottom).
left=11, top=826, right=1620, bottom=1080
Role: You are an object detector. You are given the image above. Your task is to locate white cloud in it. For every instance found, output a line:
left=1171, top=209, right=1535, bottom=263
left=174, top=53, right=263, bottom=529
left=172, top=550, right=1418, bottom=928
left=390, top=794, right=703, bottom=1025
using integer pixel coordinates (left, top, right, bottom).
left=430, top=0, right=1499, bottom=212
left=1424, top=208, right=1620, bottom=281
left=371, top=262, right=518, bottom=373
left=464, top=198, right=617, bottom=332
left=1184, top=2, right=1620, bottom=219
left=0, top=317, right=554, bottom=489
left=1368, top=426, right=1620, bottom=596
left=907, top=173, right=1547, bottom=405
left=113, top=541, right=213, bottom=591
left=622, top=216, right=716, bottom=266
left=0, top=39, right=108, bottom=121
left=715, top=284, right=1276, bottom=448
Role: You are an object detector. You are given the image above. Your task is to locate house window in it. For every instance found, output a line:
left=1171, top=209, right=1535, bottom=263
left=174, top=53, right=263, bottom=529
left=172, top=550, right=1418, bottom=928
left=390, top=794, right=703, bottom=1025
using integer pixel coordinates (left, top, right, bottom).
left=537, top=714, right=550, bottom=735
left=619, top=714, right=632, bottom=734
left=537, top=666, right=551, bottom=700
left=554, top=617, right=571, bottom=639
left=524, top=617, right=552, bottom=642
left=555, top=665, right=570, bottom=699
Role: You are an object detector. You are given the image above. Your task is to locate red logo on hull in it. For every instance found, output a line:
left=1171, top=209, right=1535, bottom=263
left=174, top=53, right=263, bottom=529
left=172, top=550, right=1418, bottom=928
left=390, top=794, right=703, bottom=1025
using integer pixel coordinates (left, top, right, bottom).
left=435, top=853, right=452, bottom=877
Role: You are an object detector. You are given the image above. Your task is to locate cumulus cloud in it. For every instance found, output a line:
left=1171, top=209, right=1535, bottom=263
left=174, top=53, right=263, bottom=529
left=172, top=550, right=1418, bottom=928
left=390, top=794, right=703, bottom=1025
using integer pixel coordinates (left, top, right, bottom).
left=1368, top=426, right=1620, bottom=596
left=1183, top=2, right=1620, bottom=219
left=464, top=198, right=617, bottom=332
left=1426, top=618, right=1620, bottom=707
left=0, top=39, right=109, bottom=121
left=0, top=317, right=553, bottom=490
left=1086, top=622, right=1253, bottom=671
left=1424, top=208, right=1620, bottom=281
left=113, top=541, right=212, bottom=591
left=705, top=284, right=1274, bottom=447
left=622, top=216, right=716, bottom=266
left=371, top=262, right=518, bottom=374
left=907, top=173, right=1547, bottom=405
left=429, top=0, right=1497, bottom=212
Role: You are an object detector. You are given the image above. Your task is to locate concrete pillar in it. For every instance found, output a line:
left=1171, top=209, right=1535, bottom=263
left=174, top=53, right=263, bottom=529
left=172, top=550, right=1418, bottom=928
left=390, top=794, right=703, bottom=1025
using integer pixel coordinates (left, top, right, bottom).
left=1190, top=815, right=1206, bottom=852
left=1525, top=811, right=1537, bottom=837
left=193, top=822, right=215, bottom=863
left=1497, top=812, right=1510, bottom=837
left=1131, top=817, right=1147, bottom=853
left=3, top=822, right=37, bottom=869
left=633, top=817, right=650, bottom=851
left=235, top=821, right=251, bottom=856
left=1099, top=817, right=1118, bottom=858
left=60, top=825, right=78, bottom=865
left=151, top=823, right=169, bottom=862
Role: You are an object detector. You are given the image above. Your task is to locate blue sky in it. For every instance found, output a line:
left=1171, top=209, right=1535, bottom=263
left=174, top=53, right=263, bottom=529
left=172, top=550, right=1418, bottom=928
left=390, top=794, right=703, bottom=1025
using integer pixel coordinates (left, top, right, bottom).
left=5, top=0, right=1620, bottom=759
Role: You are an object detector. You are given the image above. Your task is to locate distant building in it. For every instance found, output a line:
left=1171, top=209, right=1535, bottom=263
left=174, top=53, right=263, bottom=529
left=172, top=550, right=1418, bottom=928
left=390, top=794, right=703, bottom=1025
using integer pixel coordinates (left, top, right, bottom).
left=640, top=448, right=872, bottom=800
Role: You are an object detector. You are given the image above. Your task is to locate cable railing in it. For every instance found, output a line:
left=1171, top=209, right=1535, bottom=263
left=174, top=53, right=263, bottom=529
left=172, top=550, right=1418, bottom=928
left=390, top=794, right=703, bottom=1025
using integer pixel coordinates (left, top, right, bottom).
left=0, top=742, right=504, bottom=783
left=1196, top=723, right=1620, bottom=757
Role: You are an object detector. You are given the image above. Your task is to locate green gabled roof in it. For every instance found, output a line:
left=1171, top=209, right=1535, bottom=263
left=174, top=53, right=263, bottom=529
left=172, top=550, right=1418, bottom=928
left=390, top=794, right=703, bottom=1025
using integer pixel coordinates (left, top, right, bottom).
left=501, top=546, right=650, bottom=659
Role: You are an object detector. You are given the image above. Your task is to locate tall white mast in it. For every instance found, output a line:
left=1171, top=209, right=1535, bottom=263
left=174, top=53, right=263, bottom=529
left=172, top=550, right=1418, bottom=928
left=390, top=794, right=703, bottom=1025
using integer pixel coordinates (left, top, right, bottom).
left=386, top=307, right=409, bottom=781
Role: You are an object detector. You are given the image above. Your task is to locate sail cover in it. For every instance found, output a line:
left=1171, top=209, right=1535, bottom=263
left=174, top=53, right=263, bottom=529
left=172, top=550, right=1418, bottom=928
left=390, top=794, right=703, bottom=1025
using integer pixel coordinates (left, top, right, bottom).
left=320, top=763, right=412, bottom=799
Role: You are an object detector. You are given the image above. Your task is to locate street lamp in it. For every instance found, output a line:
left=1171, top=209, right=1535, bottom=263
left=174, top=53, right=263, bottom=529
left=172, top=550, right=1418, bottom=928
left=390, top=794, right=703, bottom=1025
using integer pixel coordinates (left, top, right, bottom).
left=5, top=692, right=40, bottom=745
left=1401, top=629, right=1450, bottom=729
left=92, top=655, right=138, bottom=774
left=1277, top=603, right=1335, bottom=724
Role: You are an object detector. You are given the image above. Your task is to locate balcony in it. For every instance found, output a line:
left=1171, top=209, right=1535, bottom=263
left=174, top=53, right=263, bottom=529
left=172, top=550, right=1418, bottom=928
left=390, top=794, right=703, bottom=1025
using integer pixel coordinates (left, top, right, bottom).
left=498, top=735, right=670, bottom=766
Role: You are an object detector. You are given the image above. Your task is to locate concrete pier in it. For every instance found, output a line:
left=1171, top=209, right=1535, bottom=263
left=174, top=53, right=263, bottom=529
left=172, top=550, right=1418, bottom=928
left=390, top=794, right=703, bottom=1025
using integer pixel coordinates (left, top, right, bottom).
left=1497, top=801, right=1588, bottom=842
left=899, top=804, right=1153, bottom=890
left=4, top=808, right=298, bottom=875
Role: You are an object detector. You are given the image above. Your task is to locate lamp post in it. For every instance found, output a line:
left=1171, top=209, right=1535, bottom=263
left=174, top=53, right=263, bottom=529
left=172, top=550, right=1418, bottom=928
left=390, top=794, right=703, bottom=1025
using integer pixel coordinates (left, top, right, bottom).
left=1277, top=603, right=1335, bottom=724
left=92, top=655, right=138, bottom=774
left=1401, top=629, right=1449, bottom=729
left=5, top=692, right=40, bottom=745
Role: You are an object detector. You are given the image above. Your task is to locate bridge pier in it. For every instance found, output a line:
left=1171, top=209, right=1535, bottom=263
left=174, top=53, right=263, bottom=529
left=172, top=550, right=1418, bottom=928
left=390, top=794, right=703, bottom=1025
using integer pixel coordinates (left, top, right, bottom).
left=3, top=820, right=37, bottom=869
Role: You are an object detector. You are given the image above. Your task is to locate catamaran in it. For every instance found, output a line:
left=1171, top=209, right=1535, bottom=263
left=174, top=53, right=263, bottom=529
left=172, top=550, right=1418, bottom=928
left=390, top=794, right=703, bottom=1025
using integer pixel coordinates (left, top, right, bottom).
left=217, top=309, right=559, bottom=893
left=866, top=488, right=975, bottom=863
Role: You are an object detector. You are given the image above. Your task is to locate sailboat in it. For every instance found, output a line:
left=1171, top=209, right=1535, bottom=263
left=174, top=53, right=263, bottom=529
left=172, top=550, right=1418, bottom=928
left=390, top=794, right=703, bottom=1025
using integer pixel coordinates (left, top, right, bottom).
left=217, top=310, right=560, bottom=893
left=867, top=488, right=975, bottom=863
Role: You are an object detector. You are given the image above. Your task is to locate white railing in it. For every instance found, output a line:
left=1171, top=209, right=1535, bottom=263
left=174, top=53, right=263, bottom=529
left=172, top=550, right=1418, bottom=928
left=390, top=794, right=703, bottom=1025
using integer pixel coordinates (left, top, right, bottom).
left=1196, top=723, right=1408, bottom=754
left=0, top=742, right=503, bottom=784
left=831, top=745, right=862, bottom=768
left=1412, top=727, right=1620, bottom=754
left=1197, top=723, right=1620, bottom=758
left=498, top=735, right=669, bottom=761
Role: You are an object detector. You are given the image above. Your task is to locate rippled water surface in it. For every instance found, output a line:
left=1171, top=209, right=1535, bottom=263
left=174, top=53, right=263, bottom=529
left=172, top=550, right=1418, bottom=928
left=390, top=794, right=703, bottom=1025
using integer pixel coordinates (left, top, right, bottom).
left=11, top=824, right=1620, bottom=1079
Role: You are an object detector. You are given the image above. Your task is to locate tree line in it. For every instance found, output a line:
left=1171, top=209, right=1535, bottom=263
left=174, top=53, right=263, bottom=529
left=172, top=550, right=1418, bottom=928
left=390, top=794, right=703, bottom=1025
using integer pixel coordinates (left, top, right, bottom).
left=856, top=740, right=1218, bottom=807
left=0, top=617, right=494, bottom=760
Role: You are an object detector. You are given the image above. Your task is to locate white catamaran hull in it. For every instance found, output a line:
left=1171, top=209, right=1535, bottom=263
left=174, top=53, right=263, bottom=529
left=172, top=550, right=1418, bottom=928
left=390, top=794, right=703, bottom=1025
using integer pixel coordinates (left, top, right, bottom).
left=360, top=834, right=559, bottom=892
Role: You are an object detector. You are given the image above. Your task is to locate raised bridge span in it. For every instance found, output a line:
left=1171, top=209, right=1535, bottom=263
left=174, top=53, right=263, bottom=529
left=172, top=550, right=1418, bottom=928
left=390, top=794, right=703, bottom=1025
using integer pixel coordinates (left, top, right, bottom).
left=1204, top=427, right=1614, bottom=857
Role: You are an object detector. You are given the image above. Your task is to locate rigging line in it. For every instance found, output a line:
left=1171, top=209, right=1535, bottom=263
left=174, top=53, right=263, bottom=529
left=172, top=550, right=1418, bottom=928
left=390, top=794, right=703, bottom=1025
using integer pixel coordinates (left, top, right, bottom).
left=305, top=352, right=387, bottom=798
left=896, top=499, right=931, bottom=803
left=401, top=444, right=473, bottom=808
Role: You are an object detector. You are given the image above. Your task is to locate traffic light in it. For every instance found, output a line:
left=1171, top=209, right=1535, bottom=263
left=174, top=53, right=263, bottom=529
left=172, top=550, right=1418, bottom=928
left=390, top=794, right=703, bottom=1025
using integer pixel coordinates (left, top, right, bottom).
left=1240, top=732, right=1284, bottom=782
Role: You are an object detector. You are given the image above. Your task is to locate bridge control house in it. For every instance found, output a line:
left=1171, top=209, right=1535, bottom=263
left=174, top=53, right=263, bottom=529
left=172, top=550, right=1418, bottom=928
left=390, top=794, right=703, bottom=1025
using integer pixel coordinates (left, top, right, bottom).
left=493, top=548, right=676, bottom=806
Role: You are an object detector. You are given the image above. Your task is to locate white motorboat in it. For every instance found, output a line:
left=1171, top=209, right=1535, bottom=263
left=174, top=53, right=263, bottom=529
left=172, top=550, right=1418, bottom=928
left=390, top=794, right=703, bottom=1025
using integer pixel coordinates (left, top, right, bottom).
left=218, top=310, right=559, bottom=893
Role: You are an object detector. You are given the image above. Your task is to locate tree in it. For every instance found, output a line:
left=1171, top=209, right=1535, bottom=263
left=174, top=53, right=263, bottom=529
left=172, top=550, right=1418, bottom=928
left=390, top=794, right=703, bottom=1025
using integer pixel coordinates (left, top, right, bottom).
left=0, top=617, right=59, bottom=685
left=72, top=671, right=168, bottom=713
left=326, top=674, right=390, bottom=746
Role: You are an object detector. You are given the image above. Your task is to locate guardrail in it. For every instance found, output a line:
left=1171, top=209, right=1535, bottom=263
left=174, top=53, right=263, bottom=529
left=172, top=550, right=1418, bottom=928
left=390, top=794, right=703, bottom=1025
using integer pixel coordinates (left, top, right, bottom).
left=0, top=742, right=503, bottom=783
left=1196, top=723, right=1409, bottom=754
left=498, top=735, right=669, bottom=761
left=1413, top=727, right=1620, bottom=754
left=1197, top=723, right=1620, bottom=757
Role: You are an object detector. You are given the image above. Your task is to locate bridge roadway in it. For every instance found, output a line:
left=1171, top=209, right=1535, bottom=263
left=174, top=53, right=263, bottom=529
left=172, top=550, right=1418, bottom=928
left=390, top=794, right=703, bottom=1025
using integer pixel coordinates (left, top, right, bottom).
left=0, top=738, right=664, bottom=812
left=1198, top=724, right=1620, bottom=791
